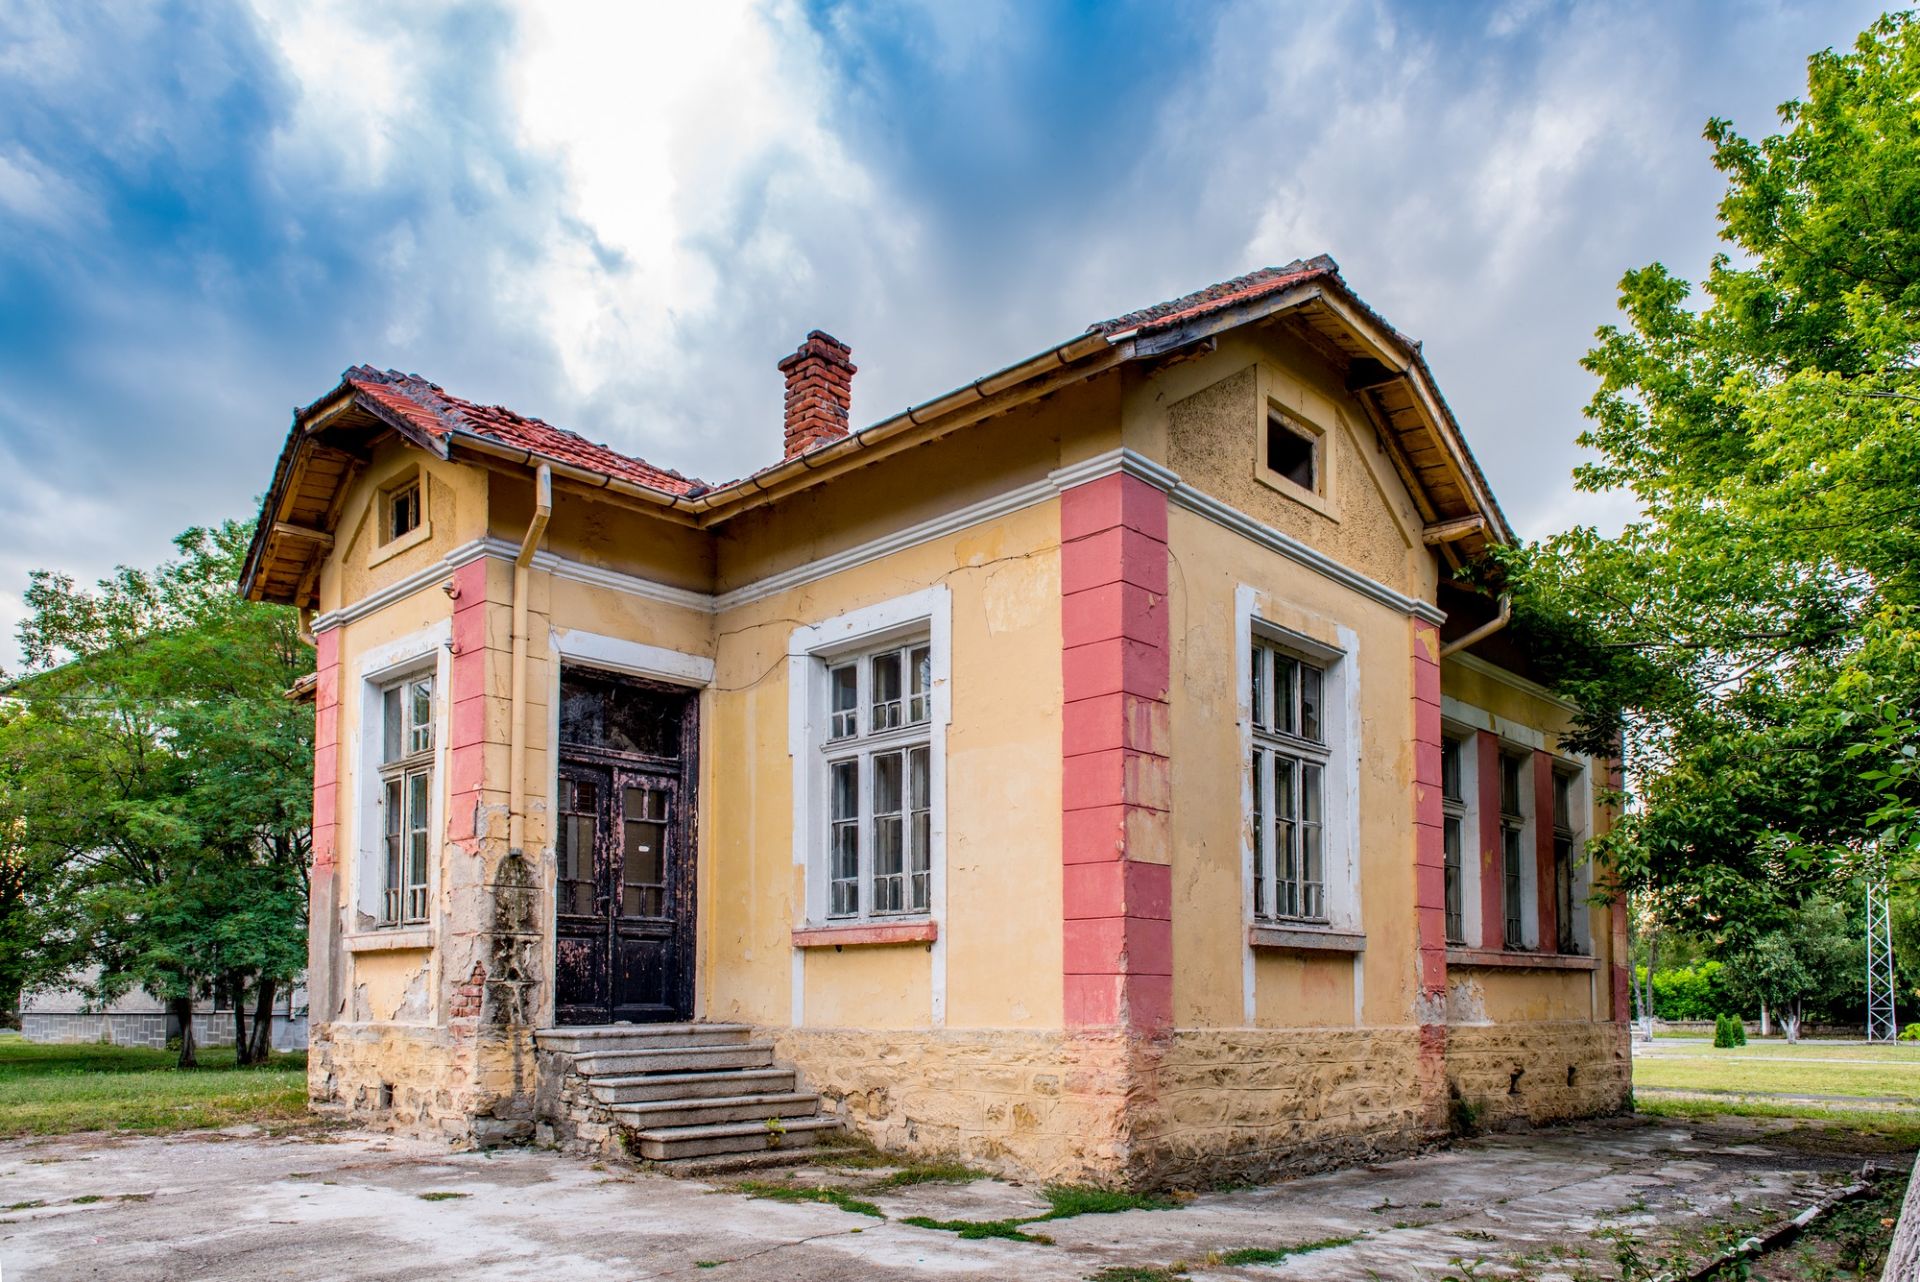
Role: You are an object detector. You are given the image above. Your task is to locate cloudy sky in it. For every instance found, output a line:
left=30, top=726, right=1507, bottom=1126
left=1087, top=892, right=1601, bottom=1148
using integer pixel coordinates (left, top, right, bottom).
left=0, top=0, right=1885, bottom=668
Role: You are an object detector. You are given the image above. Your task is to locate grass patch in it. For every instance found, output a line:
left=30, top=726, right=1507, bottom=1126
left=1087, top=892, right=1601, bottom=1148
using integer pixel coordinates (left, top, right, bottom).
left=1041, top=1185, right=1183, bottom=1217
left=900, top=1214, right=1055, bottom=1243
left=4, top=1201, right=46, bottom=1212
left=1633, top=1094, right=1920, bottom=1146
left=1214, top=1236, right=1358, bottom=1265
left=0, top=1040, right=307, bottom=1137
left=860, top=1160, right=989, bottom=1189
left=731, top=1180, right=883, bottom=1218
left=417, top=1191, right=469, bottom=1202
left=1086, top=1268, right=1188, bottom=1282
left=1635, top=1052, right=1920, bottom=1101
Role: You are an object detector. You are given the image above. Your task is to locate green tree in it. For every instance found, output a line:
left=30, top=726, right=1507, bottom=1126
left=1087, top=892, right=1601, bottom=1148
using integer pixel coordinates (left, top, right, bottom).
left=1721, top=897, right=1864, bottom=1041
left=0, top=521, right=311, bottom=1066
left=1508, top=12, right=1920, bottom=933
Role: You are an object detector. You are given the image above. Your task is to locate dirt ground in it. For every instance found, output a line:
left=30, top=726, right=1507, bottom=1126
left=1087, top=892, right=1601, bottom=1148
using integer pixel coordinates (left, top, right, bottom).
left=0, top=1115, right=1907, bottom=1281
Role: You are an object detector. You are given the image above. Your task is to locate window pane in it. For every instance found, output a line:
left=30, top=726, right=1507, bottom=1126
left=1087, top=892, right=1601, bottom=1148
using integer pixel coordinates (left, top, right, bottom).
left=829, top=760, right=859, bottom=917
left=383, top=686, right=402, bottom=763
left=1503, top=827, right=1525, bottom=948
left=908, top=645, right=932, bottom=725
left=1300, top=762, right=1324, bottom=920
left=409, top=678, right=433, bottom=755
left=1299, top=664, right=1322, bottom=743
left=1441, top=738, right=1462, bottom=802
left=873, top=752, right=905, bottom=914
left=829, top=664, right=858, bottom=740
left=622, top=785, right=666, bottom=918
left=383, top=777, right=402, bottom=924
left=1502, top=756, right=1523, bottom=816
left=871, top=652, right=903, bottom=732
left=1553, top=772, right=1572, bottom=830
left=1251, top=748, right=1266, bottom=919
left=1276, top=757, right=1298, bottom=918
left=1443, top=816, right=1464, bottom=944
left=909, top=743, right=931, bottom=913
left=558, top=779, right=598, bottom=916
left=1251, top=646, right=1267, bottom=730
left=1278, top=657, right=1298, bottom=736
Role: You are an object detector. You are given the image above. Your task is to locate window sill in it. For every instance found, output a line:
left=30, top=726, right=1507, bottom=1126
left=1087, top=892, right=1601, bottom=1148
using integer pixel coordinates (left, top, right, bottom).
left=793, top=921, right=937, bottom=949
left=1247, top=924, right=1366, bottom=954
left=345, top=928, right=433, bottom=953
left=367, top=521, right=432, bottom=568
left=1446, top=947, right=1597, bottom=972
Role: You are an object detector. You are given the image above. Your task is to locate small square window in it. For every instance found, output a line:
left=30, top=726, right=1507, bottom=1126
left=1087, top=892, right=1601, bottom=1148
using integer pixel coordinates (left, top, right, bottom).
left=384, top=479, right=422, bottom=544
left=1266, top=413, right=1317, bottom=491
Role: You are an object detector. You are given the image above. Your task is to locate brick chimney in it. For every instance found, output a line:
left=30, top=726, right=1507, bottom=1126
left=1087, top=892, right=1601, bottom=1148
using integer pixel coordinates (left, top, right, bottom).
left=777, top=330, right=856, bottom=458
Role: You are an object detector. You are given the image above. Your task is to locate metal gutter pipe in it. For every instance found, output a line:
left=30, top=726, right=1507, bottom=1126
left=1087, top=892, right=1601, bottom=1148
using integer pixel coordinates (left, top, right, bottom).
left=1439, top=593, right=1512, bottom=658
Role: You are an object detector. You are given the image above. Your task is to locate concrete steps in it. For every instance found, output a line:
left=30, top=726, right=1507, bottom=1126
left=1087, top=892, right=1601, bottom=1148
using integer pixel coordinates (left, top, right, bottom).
left=535, top=1023, right=838, bottom=1166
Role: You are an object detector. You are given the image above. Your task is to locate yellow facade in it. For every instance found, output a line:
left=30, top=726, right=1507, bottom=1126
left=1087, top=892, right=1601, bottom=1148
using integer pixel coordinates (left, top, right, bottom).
left=264, top=281, right=1628, bottom=1182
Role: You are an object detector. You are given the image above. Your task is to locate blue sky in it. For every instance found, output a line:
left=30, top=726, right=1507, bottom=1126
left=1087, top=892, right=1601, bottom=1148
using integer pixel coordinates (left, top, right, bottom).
left=0, top=0, right=1887, bottom=668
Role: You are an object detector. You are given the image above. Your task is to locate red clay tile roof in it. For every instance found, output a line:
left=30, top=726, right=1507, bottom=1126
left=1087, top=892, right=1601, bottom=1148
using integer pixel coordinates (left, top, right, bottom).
left=1090, top=255, right=1339, bottom=336
left=329, top=366, right=711, bottom=496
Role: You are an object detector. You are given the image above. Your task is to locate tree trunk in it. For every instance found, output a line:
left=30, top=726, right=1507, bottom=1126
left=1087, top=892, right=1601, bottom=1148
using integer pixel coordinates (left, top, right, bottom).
left=230, top=976, right=251, bottom=1064
left=1639, top=933, right=1659, bottom=1042
left=171, top=996, right=198, bottom=1069
left=1786, top=998, right=1802, bottom=1044
left=1760, top=1001, right=1771, bottom=1038
left=246, top=977, right=277, bottom=1064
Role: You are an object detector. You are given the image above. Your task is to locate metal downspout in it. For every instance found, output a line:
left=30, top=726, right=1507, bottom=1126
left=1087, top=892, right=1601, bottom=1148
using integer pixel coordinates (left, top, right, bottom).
left=1439, top=593, right=1511, bottom=659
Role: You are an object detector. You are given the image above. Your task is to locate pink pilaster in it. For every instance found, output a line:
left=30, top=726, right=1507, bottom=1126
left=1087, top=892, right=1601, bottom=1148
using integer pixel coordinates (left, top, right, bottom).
left=1476, top=730, right=1504, bottom=950
left=1060, top=472, right=1173, bottom=1035
left=311, top=627, right=342, bottom=872
left=1411, top=620, right=1448, bottom=998
left=1533, top=748, right=1558, bottom=954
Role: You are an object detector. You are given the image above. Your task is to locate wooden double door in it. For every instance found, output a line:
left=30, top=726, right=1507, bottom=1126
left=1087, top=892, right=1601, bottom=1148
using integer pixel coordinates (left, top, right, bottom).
left=553, top=670, right=697, bottom=1025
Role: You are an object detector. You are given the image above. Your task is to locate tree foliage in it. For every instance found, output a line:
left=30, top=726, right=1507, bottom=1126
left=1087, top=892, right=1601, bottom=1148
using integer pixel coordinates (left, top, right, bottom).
left=0, top=521, right=311, bottom=1064
left=1507, top=13, right=1920, bottom=934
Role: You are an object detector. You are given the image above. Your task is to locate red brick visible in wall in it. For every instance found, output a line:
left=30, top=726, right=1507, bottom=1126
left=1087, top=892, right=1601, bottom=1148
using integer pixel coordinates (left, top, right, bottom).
left=1411, top=620, right=1448, bottom=998
left=447, top=558, right=489, bottom=846
left=450, top=961, right=486, bottom=1020
left=1533, top=748, right=1558, bottom=955
left=1061, top=472, right=1172, bottom=1035
left=312, top=627, right=342, bottom=872
left=1476, top=730, right=1504, bottom=951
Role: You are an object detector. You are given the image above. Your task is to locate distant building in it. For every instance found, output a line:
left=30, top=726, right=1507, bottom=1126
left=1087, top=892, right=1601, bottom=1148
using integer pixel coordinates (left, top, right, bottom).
left=240, top=257, right=1629, bottom=1183
left=20, top=972, right=308, bottom=1051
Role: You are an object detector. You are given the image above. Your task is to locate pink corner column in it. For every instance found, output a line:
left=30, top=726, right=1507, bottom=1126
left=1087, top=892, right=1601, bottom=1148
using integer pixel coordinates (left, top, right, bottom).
left=311, top=627, right=342, bottom=873
left=1060, top=472, right=1173, bottom=1035
left=1411, top=620, right=1448, bottom=998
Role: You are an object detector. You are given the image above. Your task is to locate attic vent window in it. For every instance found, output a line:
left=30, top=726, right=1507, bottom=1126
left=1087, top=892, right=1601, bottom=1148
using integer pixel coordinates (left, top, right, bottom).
left=385, top=479, right=421, bottom=543
left=1266, top=413, right=1317, bottom=491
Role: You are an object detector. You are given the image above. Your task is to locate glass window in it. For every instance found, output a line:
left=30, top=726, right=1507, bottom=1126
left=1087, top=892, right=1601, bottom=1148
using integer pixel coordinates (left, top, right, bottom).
left=820, top=637, right=935, bottom=921
left=1441, top=736, right=1467, bottom=945
left=378, top=672, right=434, bottom=926
left=1249, top=638, right=1332, bottom=924
left=1266, top=413, right=1317, bottom=490
left=385, top=478, right=421, bottom=543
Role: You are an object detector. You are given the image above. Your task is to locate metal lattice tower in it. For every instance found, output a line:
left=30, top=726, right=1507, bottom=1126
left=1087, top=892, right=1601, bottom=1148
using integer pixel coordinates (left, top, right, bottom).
left=1866, top=879, right=1898, bottom=1042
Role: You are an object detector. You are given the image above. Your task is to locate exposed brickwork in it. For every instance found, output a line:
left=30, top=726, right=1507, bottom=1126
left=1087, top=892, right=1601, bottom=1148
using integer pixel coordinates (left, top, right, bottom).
left=450, top=962, right=486, bottom=1021
left=777, top=331, right=856, bottom=458
left=1060, top=473, right=1172, bottom=1035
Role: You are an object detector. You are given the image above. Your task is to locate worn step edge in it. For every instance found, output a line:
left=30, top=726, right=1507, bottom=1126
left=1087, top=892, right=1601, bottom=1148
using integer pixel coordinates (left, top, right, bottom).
left=588, top=1069, right=797, bottom=1103
left=633, top=1125, right=836, bottom=1162
left=572, top=1044, right=776, bottom=1073
left=610, top=1093, right=822, bottom=1126
left=633, top=1116, right=843, bottom=1143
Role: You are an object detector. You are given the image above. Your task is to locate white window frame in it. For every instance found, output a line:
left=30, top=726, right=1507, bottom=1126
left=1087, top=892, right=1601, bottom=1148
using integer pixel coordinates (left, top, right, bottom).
left=351, top=622, right=449, bottom=935
left=821, top=641, right=935, bottom=918
left=1439, top=726, right=1481, bottom=947
left=789, top=586, right=951, bottom=932
left=1551, top=758, right=1594, bottom=955
left=1497, top=746, right=1538, bottom=950
left=1249, top=635, right=1333, bottom=924
left=1235, top=590, right=1360, bottom=939
left=377, top=670, right=436, bottom=925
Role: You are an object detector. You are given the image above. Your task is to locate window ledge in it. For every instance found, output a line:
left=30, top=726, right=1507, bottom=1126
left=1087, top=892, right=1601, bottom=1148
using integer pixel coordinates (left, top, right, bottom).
left=793, top=921, right=937, bottom=949
left=367, top=521, right=432, bottom=568
left=1446, top=947, right=1597, bottom=971
left=345, top=928, right=433, bottom=953
left=1248, top=924, right=1366, bottom=954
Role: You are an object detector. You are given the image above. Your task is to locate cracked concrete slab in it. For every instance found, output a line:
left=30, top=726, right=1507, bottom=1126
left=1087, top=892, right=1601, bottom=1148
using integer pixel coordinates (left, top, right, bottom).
left=0, top=1115, right=1908, bottom=1281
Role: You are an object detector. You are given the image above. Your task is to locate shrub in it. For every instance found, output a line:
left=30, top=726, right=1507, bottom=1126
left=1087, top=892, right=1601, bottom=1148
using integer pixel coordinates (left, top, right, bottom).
left=1712, top=1014, right=1747, bottom=1047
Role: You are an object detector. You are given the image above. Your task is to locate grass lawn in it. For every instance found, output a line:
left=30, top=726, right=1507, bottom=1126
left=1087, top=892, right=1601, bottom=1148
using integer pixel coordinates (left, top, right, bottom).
left=1633, top=1050, right=1920, bottom=1102
left=0, top=1034, right=309, bottom=1137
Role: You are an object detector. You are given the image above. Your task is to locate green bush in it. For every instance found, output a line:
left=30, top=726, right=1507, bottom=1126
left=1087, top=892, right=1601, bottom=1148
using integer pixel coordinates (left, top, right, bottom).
left=1899, top=1022, right=1920, bottom=1042
left=1712, top=1014, right=1748, bottom=1047
left=1634, top=961, right=1734, bottom=1021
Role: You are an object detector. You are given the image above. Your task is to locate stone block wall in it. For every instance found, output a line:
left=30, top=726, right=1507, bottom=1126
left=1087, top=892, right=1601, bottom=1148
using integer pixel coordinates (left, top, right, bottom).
left=1445, top=1020, right=1631, bottom=1130
left=310, top=1021, right=535, bottom=1144
left=20, top=1012, right=171, bottom=1049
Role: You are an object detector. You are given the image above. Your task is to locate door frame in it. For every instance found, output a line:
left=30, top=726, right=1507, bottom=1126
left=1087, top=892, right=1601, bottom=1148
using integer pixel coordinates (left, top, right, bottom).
left=546, top=634, right=709, bottom=1027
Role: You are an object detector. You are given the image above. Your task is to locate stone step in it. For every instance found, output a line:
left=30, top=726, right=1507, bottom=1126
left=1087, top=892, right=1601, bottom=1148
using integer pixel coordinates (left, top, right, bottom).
left=645, top=1148, right=823, bottom=1178
left=610, top=1092, right=822, bottom=1130
left=571, top=1042, right=776, bottom=1077
left=588, top=1067, right=797, bottom=1105
left=535, top=1023, right=754, bottom=1053
left=629, top=1115, right=842, bottom=1162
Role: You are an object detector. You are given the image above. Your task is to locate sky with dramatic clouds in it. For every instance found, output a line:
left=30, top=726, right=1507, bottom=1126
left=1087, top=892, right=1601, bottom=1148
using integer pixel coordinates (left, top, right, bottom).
left=0, top=0, right=1888, bottom=668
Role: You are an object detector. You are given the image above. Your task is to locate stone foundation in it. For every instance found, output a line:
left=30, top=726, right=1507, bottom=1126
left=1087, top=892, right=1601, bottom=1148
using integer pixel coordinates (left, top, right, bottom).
left=779, top=1019, right=1630, bottom=1188
left=308, top=1021, right=537, bottom=1145
left=530, top=1047, right=621, bottom=1158
left=1444, top=1019, right=1631, bottom=1130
